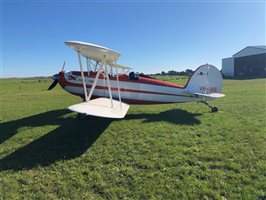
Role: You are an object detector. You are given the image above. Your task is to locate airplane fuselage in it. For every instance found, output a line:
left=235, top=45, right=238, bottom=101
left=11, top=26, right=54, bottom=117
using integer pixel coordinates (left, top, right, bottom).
left=58, top=71, right=199, bottom=104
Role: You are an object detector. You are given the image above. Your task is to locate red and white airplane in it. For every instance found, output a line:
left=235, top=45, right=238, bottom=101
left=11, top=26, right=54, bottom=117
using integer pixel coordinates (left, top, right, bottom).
left=48, top=41, right=225, bottom=119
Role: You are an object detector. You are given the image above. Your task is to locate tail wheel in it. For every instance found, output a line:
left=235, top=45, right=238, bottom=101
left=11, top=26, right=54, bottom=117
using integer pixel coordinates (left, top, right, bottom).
left=211, top=106, right=218, bottom=113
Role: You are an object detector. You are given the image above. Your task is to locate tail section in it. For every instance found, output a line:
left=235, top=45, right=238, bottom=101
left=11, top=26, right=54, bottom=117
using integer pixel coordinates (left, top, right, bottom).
left=185, top=64, right=223, bottom=95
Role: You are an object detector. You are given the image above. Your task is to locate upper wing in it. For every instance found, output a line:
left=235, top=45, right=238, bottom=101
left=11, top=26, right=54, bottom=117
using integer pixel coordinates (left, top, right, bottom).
left=65, top=41, right=121, bottom=64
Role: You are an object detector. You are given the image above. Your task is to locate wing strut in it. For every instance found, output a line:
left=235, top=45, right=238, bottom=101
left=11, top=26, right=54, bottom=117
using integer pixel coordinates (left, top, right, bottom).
left=86, top=57, right=90, bottom=76
left=105, top=63, right=114, bottom=108
left=87, top=63, right=103, bottom=101
left=77, top=52, right=88, bottom=102
left=115, top=67, right=122, bottom=109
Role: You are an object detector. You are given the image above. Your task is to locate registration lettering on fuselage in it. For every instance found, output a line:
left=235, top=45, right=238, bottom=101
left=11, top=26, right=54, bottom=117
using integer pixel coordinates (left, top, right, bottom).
left=199, top=86, right=217, bottom=92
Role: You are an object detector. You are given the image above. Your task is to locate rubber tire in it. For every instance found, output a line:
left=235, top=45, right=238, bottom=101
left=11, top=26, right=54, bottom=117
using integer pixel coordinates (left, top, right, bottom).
left=211, top=107, right=218, bottom=113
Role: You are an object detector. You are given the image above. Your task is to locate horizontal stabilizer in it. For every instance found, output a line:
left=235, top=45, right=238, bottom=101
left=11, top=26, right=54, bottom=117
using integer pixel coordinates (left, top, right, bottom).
left=68, top=98, right=130, bottom=119
left=194, top=93, right=225, bottom=98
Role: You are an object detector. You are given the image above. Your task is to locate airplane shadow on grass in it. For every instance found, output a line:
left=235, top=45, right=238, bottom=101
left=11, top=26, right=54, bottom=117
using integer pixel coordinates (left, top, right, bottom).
left=0, top=109, right=113, bottom=171
left=125, top=109, right=202, bottom=125
left=0, top=108, right=201, bottom=171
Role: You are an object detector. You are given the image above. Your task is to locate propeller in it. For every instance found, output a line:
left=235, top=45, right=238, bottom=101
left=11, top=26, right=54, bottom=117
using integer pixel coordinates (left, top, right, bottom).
left=48, top=62, right=65, bottom=90
left=48, top=74, right=59, bottom=90
left=61, top=61, right=65, bottom=71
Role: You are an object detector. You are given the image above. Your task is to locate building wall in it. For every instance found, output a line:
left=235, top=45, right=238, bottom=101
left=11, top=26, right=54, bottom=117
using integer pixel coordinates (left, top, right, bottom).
left=234, top=53, right=266, bottom=77
left=222, top=57, right=234, bottom=77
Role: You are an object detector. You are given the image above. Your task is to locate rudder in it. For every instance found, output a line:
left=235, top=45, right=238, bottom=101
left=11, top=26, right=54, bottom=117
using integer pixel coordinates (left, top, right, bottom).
left=185, top=64, right=223, bottom=94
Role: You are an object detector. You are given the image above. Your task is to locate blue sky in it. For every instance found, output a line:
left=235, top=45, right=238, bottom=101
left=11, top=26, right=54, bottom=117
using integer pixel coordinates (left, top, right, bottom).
left=2, top=1, right=265, bottom=77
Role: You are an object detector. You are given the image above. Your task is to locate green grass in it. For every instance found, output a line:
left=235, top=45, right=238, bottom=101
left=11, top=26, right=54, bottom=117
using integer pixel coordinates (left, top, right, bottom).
left=0, top=77, right=265, bottom=199
left=152, top=75, right=189, bottom=85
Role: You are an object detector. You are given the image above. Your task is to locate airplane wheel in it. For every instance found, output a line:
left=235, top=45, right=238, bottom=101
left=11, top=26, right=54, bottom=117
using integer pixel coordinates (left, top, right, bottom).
left=211, top=106, right=218, bottom=113
left=77, top=113, right=87, bottom=120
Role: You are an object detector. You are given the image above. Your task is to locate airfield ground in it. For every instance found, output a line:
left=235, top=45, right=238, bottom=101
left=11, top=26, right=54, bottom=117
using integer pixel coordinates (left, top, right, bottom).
left=0, top=77, right=265, bottom=199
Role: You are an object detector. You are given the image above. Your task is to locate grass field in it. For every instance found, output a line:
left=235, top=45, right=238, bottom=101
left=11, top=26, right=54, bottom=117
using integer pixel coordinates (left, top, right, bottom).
left=0, top=77, right=265, bottom=199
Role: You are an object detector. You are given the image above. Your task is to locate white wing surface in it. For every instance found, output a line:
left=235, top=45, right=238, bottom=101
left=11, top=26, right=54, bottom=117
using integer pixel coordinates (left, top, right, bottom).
left=68, top=98, right=130, bottom=119
left=65, top=41, right=121, bottom=64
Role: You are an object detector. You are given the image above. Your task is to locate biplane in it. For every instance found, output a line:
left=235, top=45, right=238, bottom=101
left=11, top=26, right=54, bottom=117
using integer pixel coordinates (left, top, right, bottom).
left=48, top=41, right=225, bottom=119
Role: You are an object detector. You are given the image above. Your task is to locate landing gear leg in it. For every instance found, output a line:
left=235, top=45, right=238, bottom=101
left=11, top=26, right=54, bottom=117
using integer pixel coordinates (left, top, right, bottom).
left=199, top=101, right=218, bottom=113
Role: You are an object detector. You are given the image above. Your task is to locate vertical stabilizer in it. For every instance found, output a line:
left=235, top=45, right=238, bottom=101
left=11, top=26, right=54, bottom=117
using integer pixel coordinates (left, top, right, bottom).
left=186, top=64, right=223, bottom=94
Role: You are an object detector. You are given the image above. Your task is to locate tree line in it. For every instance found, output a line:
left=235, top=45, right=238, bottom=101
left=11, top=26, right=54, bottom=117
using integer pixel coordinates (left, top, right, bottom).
left=151, top=69, right=194, bottom=76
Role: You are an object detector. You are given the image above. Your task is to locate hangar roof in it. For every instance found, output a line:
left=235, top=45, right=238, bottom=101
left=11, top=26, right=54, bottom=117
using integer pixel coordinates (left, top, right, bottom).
left=233, top=46, right=266, bottom=58
left=251, top=45, right=266, bottom=49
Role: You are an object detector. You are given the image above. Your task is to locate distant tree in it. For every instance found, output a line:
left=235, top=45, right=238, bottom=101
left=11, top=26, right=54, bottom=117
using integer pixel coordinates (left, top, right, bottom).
left=155, top=68, right=193, bottom=76
left=185, top=69, right=193, bottom=76
left=168, top=70, right=178, bottom=75
left=179, top=71, right=186, bottom=76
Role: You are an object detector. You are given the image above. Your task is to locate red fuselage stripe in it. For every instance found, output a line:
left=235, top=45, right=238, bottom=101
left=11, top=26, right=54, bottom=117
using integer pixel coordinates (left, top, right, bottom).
left=66, top=84, right=192, bottom=98
left=67, top=92, right=174, bottom=104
